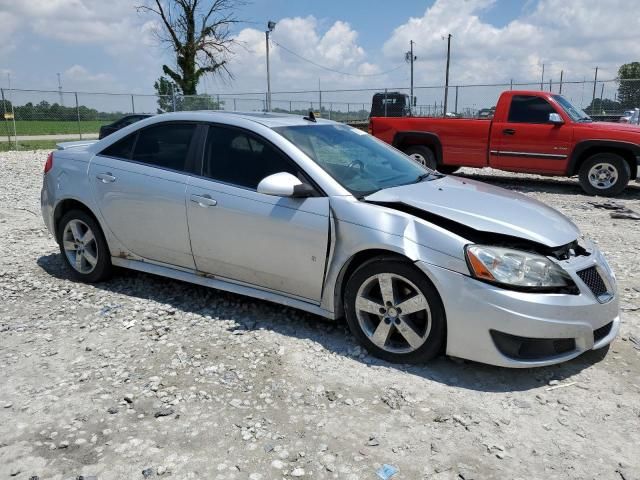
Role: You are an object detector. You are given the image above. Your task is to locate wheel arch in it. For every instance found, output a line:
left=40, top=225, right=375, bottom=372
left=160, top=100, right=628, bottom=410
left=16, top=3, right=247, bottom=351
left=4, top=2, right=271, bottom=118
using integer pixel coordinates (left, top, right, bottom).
left=332, top=248, right=417, bottom=320
left=53, top=198, right=101, bottom=241
left=392, top=131, right=443, bottom=164
left=568, top=140, right=640, bottom=180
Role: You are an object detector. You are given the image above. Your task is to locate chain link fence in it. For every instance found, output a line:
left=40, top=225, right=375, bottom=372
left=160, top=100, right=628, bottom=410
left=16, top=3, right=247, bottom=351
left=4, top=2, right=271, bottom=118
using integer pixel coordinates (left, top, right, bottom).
left=2, top=78, right=639, bottom=149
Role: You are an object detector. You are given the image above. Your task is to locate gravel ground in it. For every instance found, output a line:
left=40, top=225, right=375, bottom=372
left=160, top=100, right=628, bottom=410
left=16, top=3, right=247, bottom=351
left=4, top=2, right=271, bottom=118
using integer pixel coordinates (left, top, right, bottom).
left=1, top=150, right=639, bottom=480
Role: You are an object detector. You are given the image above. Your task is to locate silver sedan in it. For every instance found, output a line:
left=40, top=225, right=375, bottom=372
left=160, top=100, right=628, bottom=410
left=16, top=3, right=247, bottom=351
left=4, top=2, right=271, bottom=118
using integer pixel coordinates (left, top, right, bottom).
left=41, top=112, right=619, bottom=367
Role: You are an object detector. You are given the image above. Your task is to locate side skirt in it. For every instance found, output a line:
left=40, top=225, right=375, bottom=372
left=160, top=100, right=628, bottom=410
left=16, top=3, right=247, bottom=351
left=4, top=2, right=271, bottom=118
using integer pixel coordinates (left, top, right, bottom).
left=111, top=257, right=336, bottom=319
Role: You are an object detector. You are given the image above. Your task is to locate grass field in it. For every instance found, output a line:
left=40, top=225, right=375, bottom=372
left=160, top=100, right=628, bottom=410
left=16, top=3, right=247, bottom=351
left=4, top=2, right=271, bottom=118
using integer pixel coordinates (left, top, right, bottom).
left=0, top=140, right=60, bottom=152
left=0, top=120, right=106, bottom=136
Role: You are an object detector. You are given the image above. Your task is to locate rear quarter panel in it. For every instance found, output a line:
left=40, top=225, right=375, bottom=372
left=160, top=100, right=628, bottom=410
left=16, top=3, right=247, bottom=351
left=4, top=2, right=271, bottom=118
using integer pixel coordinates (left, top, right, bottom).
left=43, top=148, right=129, bottom=257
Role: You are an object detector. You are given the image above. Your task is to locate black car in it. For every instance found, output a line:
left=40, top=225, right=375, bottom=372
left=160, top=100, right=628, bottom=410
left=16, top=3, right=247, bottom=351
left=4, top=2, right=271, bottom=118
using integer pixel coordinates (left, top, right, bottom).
left=98, top=114, right=152, bottom=139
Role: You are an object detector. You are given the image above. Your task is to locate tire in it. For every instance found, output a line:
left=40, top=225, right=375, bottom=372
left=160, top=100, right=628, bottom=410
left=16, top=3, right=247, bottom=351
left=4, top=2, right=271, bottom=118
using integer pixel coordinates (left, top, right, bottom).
left=344, top=258, right=446, bottom=364
left=436, top=165, right=460, bottom=175
left=403, top=145, right=437, bottom=170
left=578, top=153, right=630, bottom=196
left=57, top=209, right=112, bottom=282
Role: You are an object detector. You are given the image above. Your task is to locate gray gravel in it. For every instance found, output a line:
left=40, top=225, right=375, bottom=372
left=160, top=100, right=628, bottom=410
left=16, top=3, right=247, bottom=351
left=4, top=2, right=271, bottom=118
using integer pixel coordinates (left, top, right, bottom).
left=1, top=150, right=639, bottom=480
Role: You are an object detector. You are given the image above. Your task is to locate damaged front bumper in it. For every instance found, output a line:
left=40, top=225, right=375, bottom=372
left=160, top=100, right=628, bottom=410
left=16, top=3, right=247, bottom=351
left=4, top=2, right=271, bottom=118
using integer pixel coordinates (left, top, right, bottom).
left=416, top=247, right=620, bottom=368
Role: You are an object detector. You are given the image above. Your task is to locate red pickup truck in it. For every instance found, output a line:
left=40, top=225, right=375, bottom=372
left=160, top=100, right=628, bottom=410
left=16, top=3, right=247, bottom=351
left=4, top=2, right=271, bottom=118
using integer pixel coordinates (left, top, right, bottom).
left=370, top=90, right=640, bottom=196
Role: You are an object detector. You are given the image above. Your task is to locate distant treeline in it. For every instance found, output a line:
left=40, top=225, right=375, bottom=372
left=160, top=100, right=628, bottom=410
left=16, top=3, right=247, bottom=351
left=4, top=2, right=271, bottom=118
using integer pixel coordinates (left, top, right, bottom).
left=0, top=100, right=124, bottom=121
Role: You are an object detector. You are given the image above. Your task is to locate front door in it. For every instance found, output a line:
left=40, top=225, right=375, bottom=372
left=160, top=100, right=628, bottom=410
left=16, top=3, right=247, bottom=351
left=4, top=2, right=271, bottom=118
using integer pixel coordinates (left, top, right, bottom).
left=186, top=125, right=330, bottom=302
left=490, top=95, right=572, bottom=174
left=89, top=122, right=199, bottom=269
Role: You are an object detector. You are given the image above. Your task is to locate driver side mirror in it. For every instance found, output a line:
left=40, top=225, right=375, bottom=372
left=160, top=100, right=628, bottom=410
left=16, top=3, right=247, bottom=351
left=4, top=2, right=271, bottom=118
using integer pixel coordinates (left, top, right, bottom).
left=548, top=112, right=564, bottom=125
left=257, top=172, right=315, bottom=198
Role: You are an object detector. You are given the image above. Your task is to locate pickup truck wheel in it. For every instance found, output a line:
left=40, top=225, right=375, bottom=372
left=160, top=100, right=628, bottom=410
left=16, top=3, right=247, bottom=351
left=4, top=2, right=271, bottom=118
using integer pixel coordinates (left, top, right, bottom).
left=578, top=153, right=630, bottom=196
left=403, top=146, right=437, bottom=170
left=344, top=259, right=446, bottom=364
left=57, top=209, right=112, bottom=283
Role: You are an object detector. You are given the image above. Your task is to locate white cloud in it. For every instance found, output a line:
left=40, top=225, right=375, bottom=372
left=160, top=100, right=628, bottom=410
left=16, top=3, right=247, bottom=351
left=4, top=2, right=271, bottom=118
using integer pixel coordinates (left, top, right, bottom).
left=0, top=0, right=162, bottom=82
left=63, top=64, right=116, bottom=89
left=1, top=0, right=639, bottom=113
left=207, top=16, right=384, bottom=100
left=378, top=0, right=640, bottom=111
left=0, top=11, right=19, bottom=57
left=382, top=0, right=640, bottom=84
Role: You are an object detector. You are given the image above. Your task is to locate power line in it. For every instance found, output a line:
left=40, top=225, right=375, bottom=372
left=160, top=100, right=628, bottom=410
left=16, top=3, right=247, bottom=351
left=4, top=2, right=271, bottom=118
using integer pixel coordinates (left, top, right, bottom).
left=270, top=39, right=403, bottom=77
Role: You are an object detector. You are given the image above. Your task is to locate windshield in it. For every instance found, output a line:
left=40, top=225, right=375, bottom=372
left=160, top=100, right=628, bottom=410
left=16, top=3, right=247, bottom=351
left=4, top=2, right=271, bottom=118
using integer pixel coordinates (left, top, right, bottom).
left=552, top=95, right=592, bottom=122
left=274, top=123, right=437, bottom=197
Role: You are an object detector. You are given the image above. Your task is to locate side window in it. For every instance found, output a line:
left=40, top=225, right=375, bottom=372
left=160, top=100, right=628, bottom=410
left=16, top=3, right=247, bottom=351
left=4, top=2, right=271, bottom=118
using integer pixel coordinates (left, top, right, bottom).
left=508, top=95, right=556, bottom=123
left=131, top=123, right=196, bottom=172
left=203, top=126, right=300, bottom=190
left=101, top=133, right=137, bottom=159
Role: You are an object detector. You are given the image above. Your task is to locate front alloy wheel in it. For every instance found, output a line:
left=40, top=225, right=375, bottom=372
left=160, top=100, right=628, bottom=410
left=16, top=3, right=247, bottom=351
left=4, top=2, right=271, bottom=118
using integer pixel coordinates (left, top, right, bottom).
left=344, top=259, right=446, bottom=364
left=355, top=273, right=432, bottom=354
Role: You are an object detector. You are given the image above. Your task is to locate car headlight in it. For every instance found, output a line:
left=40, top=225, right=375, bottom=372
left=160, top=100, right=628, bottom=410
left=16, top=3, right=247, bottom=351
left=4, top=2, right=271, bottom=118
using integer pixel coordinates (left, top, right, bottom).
left=465, top=245, right=575, bottom=291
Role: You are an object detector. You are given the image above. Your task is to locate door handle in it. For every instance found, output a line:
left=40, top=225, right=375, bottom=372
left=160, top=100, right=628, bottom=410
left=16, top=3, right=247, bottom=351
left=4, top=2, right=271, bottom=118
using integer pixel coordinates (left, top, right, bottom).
left=96, top=172, right=116, bottom=183
left=502, top=128, right=516, bottom=135
left=190, top=194, right=217, bottom=207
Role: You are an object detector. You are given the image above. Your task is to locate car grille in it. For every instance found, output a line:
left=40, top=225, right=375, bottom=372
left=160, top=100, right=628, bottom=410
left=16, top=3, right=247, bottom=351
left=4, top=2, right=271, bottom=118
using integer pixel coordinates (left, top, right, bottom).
left=593, top=322, right=613, bottom=342
left=576, top=266, right=608, bottom=298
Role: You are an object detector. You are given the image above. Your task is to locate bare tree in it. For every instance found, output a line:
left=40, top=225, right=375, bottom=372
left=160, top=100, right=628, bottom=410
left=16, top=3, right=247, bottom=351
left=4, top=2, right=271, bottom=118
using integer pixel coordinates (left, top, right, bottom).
left=138, top=0, right=243, bottom=95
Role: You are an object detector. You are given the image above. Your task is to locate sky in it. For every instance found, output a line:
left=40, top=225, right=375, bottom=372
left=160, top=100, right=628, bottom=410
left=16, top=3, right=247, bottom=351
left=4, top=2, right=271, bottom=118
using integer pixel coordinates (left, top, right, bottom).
left=1, top=0, right=639, bottom=111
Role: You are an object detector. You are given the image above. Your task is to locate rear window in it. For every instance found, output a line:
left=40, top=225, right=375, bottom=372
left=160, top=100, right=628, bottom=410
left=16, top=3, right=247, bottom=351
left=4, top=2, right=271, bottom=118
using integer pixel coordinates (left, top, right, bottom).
left=101, top=133, right=136, bottom=159
left=131, top=123, right=196, bottom=171
left=99, top=123, right=197, bottom=173
left=508, top=95, right=556, bottom=123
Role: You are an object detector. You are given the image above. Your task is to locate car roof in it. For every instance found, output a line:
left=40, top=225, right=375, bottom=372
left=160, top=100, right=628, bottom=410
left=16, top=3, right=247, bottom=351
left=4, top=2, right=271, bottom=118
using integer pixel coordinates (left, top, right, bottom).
left=146, top=110, right=336, bottom=128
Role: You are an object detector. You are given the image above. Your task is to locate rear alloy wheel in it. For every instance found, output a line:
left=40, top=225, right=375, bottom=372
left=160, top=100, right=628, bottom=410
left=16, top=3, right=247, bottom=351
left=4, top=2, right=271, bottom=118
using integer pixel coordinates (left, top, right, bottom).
left=403, top=146, right=437, bottom=170
left=344, top=259, right=446, bottom=364
left=57, top=209, right=112, bottom=282
left=578, top=153, right=630, bottom=196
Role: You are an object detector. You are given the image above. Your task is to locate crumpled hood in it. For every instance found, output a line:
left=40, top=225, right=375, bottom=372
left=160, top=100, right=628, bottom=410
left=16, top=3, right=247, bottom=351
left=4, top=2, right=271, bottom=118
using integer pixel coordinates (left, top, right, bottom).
left=365, top=175, right=580, bottom=247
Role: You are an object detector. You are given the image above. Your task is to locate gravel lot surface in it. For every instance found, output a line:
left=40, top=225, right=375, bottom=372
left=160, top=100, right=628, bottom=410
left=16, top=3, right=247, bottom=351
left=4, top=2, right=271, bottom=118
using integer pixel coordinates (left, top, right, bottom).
left=1, top=150, right=639, bottom=480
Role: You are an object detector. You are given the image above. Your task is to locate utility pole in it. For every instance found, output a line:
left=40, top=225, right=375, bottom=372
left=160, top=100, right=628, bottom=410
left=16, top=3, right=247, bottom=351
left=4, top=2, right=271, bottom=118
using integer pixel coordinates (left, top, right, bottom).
left=592, top=66, right=599, bottom=110
left=318, top=78, right=322, bottom=114
left=57, top=73, right=64, bottom=106
left=443, top=34, right=452, bottom=116
left=405, top=40, right=416, bottom=110
left=559, top=70, right=564, bottom=94
left=265, top=20, right=276, bottom=112
left=540, top=63, right=545, bottom=90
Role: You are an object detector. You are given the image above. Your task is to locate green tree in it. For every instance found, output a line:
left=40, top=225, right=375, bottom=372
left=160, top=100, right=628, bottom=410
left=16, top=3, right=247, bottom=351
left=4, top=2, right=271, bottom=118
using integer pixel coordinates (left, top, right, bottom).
left=138, top=0, right=243, bottom=95
left=585, top=98, right=621, bottom=115
left=154, top=76, right=180, bottom=112
left=617, top=62, right=640, bottom=109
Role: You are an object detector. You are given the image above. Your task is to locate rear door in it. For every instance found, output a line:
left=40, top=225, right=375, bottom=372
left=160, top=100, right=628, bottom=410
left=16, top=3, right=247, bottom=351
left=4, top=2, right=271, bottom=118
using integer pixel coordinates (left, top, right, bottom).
left=89, top=122, right=201, bottom=269
left=489, top=95, right=572, bottom=173
left=186, top=124, right=330, bottom=302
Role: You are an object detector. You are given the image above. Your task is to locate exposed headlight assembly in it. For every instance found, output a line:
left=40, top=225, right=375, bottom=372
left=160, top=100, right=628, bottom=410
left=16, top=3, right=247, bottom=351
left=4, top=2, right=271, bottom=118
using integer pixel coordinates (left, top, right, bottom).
left=465, top=245, right=577, bottom=292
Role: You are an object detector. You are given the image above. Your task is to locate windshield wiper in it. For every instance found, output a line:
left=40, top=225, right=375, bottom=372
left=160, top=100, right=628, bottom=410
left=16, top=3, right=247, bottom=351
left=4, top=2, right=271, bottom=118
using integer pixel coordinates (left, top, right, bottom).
left=414, top=170, right=444, bottom=183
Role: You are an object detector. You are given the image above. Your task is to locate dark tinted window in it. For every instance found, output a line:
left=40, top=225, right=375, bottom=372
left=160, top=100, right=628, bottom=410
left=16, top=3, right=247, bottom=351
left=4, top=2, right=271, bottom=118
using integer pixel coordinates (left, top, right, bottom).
left=101, top=133, right=136, bottom=159
left=508, top=95, right=556, bottom=123
left=131, top=123, right=196, bottom=171
left=203, top=126, right=300, bottom=190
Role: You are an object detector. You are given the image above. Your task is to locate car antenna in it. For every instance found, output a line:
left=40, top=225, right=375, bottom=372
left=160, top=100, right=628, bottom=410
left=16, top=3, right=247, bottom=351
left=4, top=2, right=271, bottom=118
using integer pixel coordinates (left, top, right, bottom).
left=303, top=110, right=316, bottom=122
